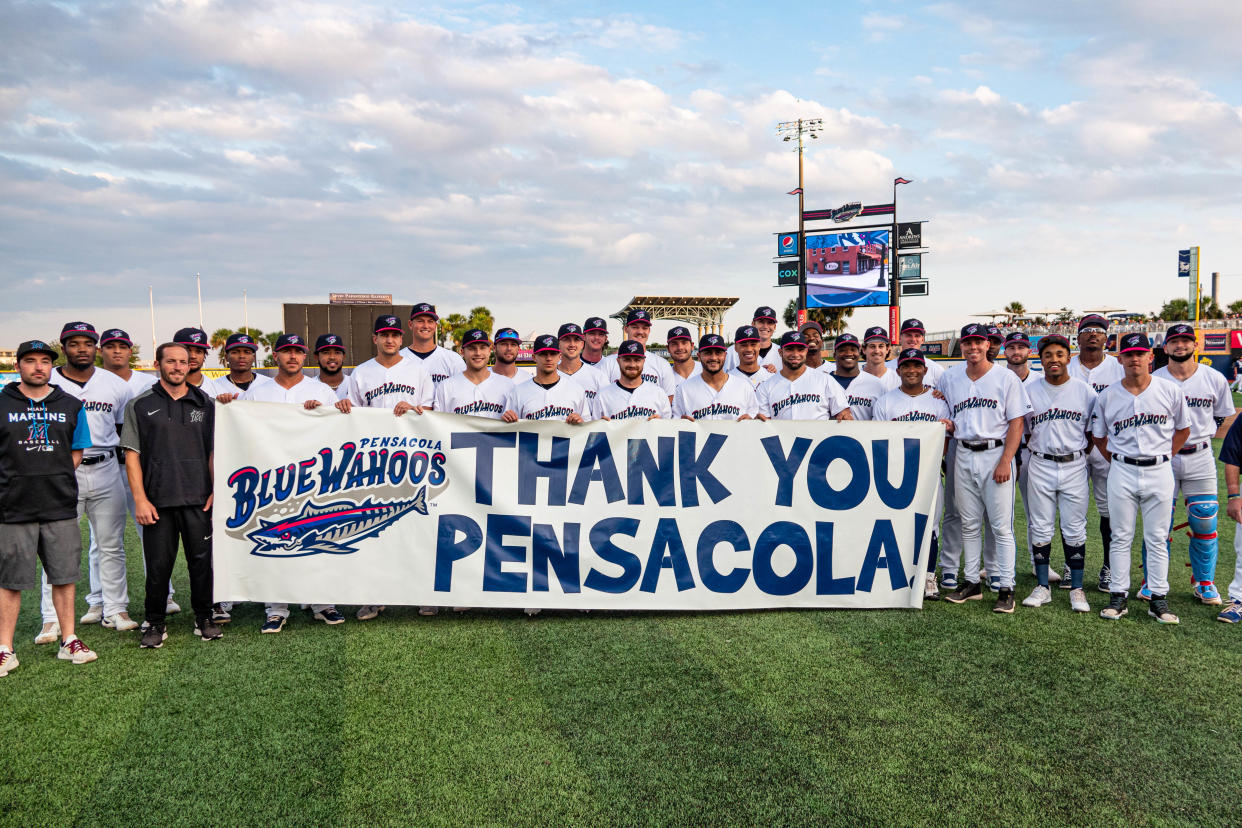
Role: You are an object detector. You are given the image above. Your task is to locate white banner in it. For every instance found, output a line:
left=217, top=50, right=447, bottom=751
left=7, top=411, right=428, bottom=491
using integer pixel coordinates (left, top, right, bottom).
left=213, top=403, right=944, bottom=610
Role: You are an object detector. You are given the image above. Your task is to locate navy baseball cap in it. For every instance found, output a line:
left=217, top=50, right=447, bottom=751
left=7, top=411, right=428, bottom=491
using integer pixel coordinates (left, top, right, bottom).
left=224, top=332, right=258, bottom=352
left=753, top=306, right=777, bottom=322
left=899, top=318, right=925, bottom=334
left=780, top=331, right=808, bottom=348
left=617, top=339, right=646, bottom=356
left=1003, top=331, right=1030, bottom=346
left=494, top=327, right=521, bottom=343
left=799, top=320, right=824, bottom=335
left=1078, top=314, right=1109, bottom=332
left=668, top=326, right=692, bottom=342
left=557, top=322, right=584, bottom=340
left=16, top=340, right=58, bottom=361
left=315, top=333, right=345, bottom=353
left=374, top=315, right=403, bottom=335
left=173, top=327, right=209, bottom=349
left=626, top=309, right=652, bottom=325
left=834, top=332, right=861, bottom=349
left=863, top=326, right=889, bottom=344
left=1165, top=323, right=1196, bottom=342
left=959, top=323, right=987, bottom=341
left=698, top=333, right=727, bottom=351
left=60, top=321, right=98, bottom=343
left=409, top=302, right=438, bottom=320
left=461, top=328, right=491, bottom=346
left=734, top=325, right=760, bottom=344
left=1037, top=334, right=1072, bottom=354
left=897, top=348, right=926, bottom=366
left=100, top=328, right=132, bottom=347
left=274, top=333, right=307, bottom=352
left=533, top=335, right=560, bottom=354
left=986, top=325, right=1004, bottom=343
left=1120, top=332, right=1152, bottom=353
left=584, top=317, right=608, bottom=334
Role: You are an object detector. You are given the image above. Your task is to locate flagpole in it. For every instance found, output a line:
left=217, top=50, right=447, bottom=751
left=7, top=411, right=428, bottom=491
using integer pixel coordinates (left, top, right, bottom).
left=149, top=285, right=157, bottom=362
left=890, top=179, right=900, bottom=341
left=798, top=131, right=806, bottom=318
left=196, top=273, right=204, bottom=330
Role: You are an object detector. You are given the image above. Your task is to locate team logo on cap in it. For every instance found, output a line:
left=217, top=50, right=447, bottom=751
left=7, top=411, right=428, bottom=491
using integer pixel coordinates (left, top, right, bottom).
left=73, top=323, right=88, bottom=331
left=735, top=326, right=759, bottom=342
left=780, top=331, right=807, bottom=347
left=31, top=340, right=48, bottom=350
left=668, top=326, right=691, bottom=341
left=960, top=323, right=986, bottom=339
left=863, top=326, right=889, bottom=343
left=898, top=348, right=925, bottom=365
left=835, top=333, right=860, bottom=347
left=533, top=335, right=559, bottom=352
left=621, top=341, right=643, bottom=355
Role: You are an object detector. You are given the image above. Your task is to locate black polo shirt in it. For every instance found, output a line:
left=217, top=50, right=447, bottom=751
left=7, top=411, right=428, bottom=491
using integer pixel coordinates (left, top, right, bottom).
left=120, top=382, right=214, bottom=508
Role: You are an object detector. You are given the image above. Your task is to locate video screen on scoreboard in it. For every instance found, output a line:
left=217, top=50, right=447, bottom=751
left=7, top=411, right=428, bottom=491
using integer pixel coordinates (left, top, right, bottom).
left=804, top=229, right=890, bottom=308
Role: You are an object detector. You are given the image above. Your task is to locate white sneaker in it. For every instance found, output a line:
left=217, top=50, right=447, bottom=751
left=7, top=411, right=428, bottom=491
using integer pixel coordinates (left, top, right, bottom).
left=524, top=608, right=542, bottom=616
left=102, top=612, right=139, bottom=632
left=34, top=621, right=60, bottom=645
left=57, top=635, right=98, bottom=665
left=1069, top=588, right=1090, bottom=613
left=0, top=647, right=17, bottom=677
left=166, top=599, right=181, bottom=615
left=355, top=605, right=384, bottom=621
left=1022, top=585, right=1052, bottom=608
left=924, top=572, right=940, bottom=600
left=1047, top=567, right=1062, bottom=584
left=80, top=605, right=104, bottom=625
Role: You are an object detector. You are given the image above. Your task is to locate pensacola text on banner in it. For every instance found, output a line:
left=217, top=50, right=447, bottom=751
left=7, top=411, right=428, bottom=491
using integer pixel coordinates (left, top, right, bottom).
left=213, top=404, right=944, bottom=611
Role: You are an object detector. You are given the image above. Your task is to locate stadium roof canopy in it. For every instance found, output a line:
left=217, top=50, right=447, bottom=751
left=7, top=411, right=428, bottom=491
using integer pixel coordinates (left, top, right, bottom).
left=611, top=296, right=739, bottom=336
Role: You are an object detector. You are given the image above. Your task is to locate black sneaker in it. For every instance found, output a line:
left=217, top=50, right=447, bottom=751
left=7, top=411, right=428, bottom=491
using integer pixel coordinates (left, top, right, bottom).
left=1097, top=566, right=1111, bottom=593
left=993, top=589, right=1015, bottom=614
left=211, top=603, right=231, bottom=624
left=1148, top=595, right=1180, bottom=625
left=1099, top=592, right=1128, bottom=620
left=140, top=624, right=167, bottom=649
left=195, top=617, right=224, bottom=641
left=944, top=581, right=983, bottom=604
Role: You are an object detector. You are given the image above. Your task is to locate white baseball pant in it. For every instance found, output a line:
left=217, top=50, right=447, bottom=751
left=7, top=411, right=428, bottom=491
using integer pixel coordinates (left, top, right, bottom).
left=939, top=441, right=961, bottom=577
left=1025, top=455, right=1089, bottom=546
left=1107, top=460, right=1175, bottom=594
left=955, top=444, right=1017, bottom=589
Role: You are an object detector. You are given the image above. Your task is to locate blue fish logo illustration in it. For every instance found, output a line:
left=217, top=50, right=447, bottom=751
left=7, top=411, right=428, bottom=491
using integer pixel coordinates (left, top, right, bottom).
left=247, top=488, right=428, bottom=558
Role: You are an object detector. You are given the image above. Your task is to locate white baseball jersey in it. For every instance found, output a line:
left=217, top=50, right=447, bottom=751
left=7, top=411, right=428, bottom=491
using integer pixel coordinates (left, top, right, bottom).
left=825, top=371, right=886, bottom=421
left=727, top=366, right=767, bottom=391
left=209, top=372, right=275, bottom=399
left=872, top=386, right=951, bottom=424
left=49, top=367, right=131, bottom=456
left=724, top=344, right=781, bottom=373
left=403, top=345, right=466, bottom=385
left=1091, top=376, right=1190, bottom=457
left=1068, top=353, right=1124, bottom=394
left=886, top=356, right=945, bottom=385
left=1152, top=364, right=1232, bottom=443
left=1024, top=377, right=1096, bottom=455
left=757, top=369, right=848, bottom=420
left=433, top=371, right=516, bottom=420
left=346, top=355, right=435, bottom=409
left=241, top=374, right=337, bottom=406
left=671, top=362, right=702, bottom=387
left=120, top=370, right=158, bottom=400
left=599, top=352, right=677, bottom=397
left=861, top=364, right=901, bottom=392
left=559, top=363, right=606, bottom=417
left=673, top=373, right=759, bottom=420
left=512, top=376, right=590, bottom=421
left=317, top=375, right=350, bottom=401
left=493, top=367, right=533, bottom=386
left=937, top=362, right=1032, bottom=440
left=596, top=381, right=672, bottom=421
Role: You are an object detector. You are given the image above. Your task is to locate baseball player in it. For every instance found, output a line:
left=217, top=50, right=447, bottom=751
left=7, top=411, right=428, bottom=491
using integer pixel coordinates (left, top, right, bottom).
left=800, top=321, right=827, bottom=370
left=1139, top=323, right=1233, bottom=605
left=824, top=332, right=886, bottom=420
left=724, top=306, right=781, bottom=374
left=404, top=302, right=466, bottom=385
left=673, top=334, right=759, bottom=421
left=337, top=315, right=436, bottom=621
left=886, top=318, right=945, bottom=385
left=1231, top=356, right=1242, bottom=393
left=1020, top=334, right=1096, bottom=612
left=940, top=323, right=1032, bottom=613
left=557, top=322, right=606, bottom=415
left=727, top=326, right=768, bottom=390
left=491, top=328, right=533, bottom=385
left=1216, top=413, right=1242, bottom=623
left=511, top=335, right=590, bottom=424
left=210, top=332, right=274, bottom=400
left=0, top=339, right=98, bottom=676
left=667, top=326, right=702, bottom=386
left=314, top=333, right=349, bottom=399
left=1068, top=314, right=1126, bottom=592
left=596, top=341, right=672, bottom=420
left=600, top=310, right=677, bottom=402
left=756, top=331, right=851, bottom=421
left=873, top=348, right=953, bottom=600
left=860, top=326, right=901, bottom=391
left=434, top=329, right=518, bottom=419
left=986, top=325, right=1004, bottom=363
left=1093, top=332, right=1189, bottom=624
left=40, top=322, right=136, bottom=634
left=173, top=327, right=212, bottom=392
left=581, top=317, right=609, bottom=366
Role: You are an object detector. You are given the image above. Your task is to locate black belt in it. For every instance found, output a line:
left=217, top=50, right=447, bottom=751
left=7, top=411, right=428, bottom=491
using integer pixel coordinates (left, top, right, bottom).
left=1033, top=449, right=1085, bottom=463
left=1117, top=455, right=1170, bottom=467
left=1178, top=442, right=1210, bottom=455
left=80, top=449, right=115, bottom=467
left=959, top=439, right=1003, bottom=451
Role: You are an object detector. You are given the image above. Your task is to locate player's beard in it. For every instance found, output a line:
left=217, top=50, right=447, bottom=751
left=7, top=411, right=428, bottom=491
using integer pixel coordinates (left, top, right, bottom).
left=1167, top=351, right=1194, bottom=363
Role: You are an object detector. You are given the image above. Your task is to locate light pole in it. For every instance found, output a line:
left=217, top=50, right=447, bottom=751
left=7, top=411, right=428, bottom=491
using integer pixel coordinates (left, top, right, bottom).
left=777, top=118, right=821, bottom=321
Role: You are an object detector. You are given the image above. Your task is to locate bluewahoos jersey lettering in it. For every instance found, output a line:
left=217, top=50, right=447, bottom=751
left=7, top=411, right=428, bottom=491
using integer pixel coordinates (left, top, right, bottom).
left=773, top=393, right=822, bottom=417
left=1029, top=408, right=1084, bottom=426
left=952, top=397, right=999, bottom=414
left=1110, top=412, right=1167, bottom=435
left=365, top=382, right=419, bottom=405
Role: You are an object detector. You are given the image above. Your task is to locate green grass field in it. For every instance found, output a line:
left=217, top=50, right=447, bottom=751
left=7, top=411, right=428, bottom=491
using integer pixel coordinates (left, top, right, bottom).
left=5, top=436, right=1242, bottom=827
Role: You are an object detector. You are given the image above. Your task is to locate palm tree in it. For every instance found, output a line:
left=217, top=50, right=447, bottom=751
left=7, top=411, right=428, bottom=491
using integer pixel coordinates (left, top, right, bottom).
left=781, top=300, right=855, bottom=336
left=466, top=306, right=494, bottom=335
left=1003, top=301, right=1025, bottom=319
left=441, top=313, right=468, bottom=347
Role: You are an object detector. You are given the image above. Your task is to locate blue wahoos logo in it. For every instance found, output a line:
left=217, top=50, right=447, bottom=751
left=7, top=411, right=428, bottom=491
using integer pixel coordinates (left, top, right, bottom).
left=247, top=490, right=428, bottom=557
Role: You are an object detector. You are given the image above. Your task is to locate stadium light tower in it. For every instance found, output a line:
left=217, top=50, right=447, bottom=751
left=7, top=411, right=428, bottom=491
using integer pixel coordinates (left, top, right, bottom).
left=776, top=118, right=821, bottom=318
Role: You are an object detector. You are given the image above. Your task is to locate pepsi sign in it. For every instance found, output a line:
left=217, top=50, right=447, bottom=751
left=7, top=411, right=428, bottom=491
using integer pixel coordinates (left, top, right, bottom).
left=777, top=232, right=799, bottom=257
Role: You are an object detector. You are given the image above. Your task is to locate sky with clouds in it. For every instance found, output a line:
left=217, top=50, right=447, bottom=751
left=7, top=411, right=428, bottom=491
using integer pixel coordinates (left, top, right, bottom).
left=3, top=0, right=1241, bottom=354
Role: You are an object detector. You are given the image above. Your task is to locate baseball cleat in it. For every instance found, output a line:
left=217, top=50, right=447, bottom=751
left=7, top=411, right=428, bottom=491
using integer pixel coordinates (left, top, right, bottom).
left=57, top=636, right=97, bottom=665
left=1069, top=588, right=1091, bottom=613
left=34, top=621, right=60, bottom=645
left=1147, top=596, right=1179, bottom=625
left=1193, top=582, right=1223, bottom=605
left=1217, top=600, right=1242, bottom=623
left=195, top=618, right=224, bottom=640
left=1022, top=585, right=1052, bottom=608
left=356, top=605, right=384, bottom=621
left=940, top=573, right=958, bottom=592
left=80, top=605, right=103, bottom=625
left=0, top=648, right=18, bottom=677
left=166, top=598, right=181, bottom=615
left=993, top=589, right=1016, bottom=614
left=1136, top=582, right=1152, bottom=602
left=1100, top=593, right=1128, bottom=620
left=260, top=615, right=286, bottom=634
left=211, top=603, right=231, bottom=624
left=988, top=575, right=1001, bottom=593
left=1058, top=565, right=1073, bottom=590
left=1097, top=566, right=1111, bottom=594
left=313, top=607, right=346, bottom=625
left=944, top=581, right=983, bottom=604
left=102, top=612, right=139, bottom=631
left=139, top=624, right=167, bottom=649
left=924, top=573, right=940, bottom=601
left=418, top=606, right=439, bottom=616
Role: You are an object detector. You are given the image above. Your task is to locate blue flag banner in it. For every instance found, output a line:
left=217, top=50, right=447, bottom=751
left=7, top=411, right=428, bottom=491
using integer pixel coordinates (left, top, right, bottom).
left=214, top=404, right=943, bottom=610
left=1178, top=249, right=1191, bottom=277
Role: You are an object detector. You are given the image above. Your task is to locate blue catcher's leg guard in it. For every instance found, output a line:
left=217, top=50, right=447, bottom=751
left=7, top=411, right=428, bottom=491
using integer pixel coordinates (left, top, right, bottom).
left=1186, top=493, right=1219, bottom=585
